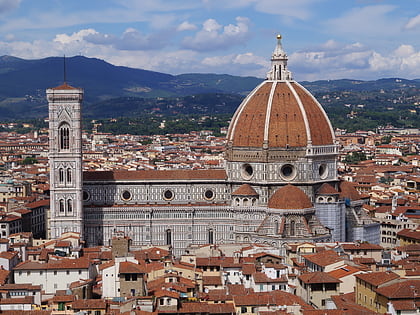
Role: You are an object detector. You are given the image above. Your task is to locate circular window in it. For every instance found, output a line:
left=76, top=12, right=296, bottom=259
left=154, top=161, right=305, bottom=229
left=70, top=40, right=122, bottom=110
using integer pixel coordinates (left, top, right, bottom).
left=241, top=163, right=254, bottom=180
left=280, top=164, right=296, bottom=180
left=163, top=190, right=174, bottom=200
left=121, top=190, right=132, bottom=201
left=319, top=164, right=328, bottom=179
left=204, top=189, right=215, bottom=200
left=82, top=190, right=90, bottom=201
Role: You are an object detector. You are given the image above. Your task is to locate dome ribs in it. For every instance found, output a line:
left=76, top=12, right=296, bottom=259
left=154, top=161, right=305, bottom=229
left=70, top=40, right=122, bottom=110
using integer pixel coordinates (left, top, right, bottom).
left=268, top=83, right=307, bottom=147
left=291, top=82, right=333, bottom=146
left=231, top=82, right=271, bottom=147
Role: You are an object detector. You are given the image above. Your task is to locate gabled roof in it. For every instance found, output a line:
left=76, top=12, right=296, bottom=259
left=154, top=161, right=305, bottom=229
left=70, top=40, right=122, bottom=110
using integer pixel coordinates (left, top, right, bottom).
left=355, top=271, right=399, bottom=286
left=299, top=271, right=341, bottom=284
left=119, top=261, right=146, bottom=274
left=374, top=279, right=420, bottom=299
left=303, top=250, right=343, bottom=267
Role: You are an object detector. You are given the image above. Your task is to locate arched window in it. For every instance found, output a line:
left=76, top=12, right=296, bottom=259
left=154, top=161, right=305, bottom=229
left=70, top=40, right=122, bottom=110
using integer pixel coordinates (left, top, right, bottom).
left=274, top=220, right=279, bottom=234
left=59, top=123, right=70, bottom=150
left=165, top=229, right=172, bottom=246
left=59, top=199, right=65, bottom=213
left=66, top=168, right=72, bottom=183
left=59, top=168, right=64, bottom=183
left=208, top=229, right=214, bottom=244
left=67, top=199, right=73, bottom=213
left=290, top=220, right=295, bottom=236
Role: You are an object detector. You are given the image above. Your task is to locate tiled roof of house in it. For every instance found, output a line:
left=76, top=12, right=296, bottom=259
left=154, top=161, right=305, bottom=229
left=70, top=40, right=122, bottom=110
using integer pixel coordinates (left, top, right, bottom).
left=341, top=243, right=383, bottom=251
left=397, top=228, right=420, bottom=241
left=303, top=250, right=343, bottom=267
left=233, top=290, right=311, bottom=309
left=14, top=258, right=90, bottom=270
left=374, top=279, right=420, bottom=299
left=119, top=261, right=147, bottom=274
left=203, top=275, right=223, bottom=286
left=328, top=265, right=362, bottom=279
left=171, top=301, right=235, bottom=314
left=355, top=271, right=399, bottom=286
left=71, top=299, right=107, bottom=309
left=299, top=271, right=341, bottom=284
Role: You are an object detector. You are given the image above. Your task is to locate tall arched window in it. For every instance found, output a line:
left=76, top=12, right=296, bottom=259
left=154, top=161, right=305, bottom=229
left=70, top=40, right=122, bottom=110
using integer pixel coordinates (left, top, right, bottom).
left=59, top=168, right=64, bottom=183
left=67, top=199, right=73, bottom=213
left=66, top=168, right=72, bottom=184
left=59, top=123, right=70, bottom=150
left=274, top=220, right=279, bottom=235
left=165, top=229, right=172, bottom=246
left=59, top=199, right=65, bottom=213
left=290, top=220, right=295, bottom=236
left=208, top=228, right=214, bottom=244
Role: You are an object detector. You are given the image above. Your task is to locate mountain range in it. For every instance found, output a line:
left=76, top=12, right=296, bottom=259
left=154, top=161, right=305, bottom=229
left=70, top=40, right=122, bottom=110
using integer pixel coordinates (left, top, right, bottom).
left=0, top=55, right=419, bottom=120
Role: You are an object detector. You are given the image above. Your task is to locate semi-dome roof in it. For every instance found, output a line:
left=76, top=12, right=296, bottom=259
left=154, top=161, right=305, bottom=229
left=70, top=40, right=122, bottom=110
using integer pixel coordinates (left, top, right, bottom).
left=226, top=35, right=335, bottom=149
left=268, top=184, right=313, bottom=209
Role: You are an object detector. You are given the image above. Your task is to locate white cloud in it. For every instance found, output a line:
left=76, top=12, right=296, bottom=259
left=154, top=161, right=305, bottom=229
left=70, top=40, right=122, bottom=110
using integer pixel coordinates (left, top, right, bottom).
left=177, top=21, right=197, bottom=32
left=289, top=41, right=420, bottom=80
left=404, top=14, right=420, bottom=30
left=54, top=29, right=98, bottom=45
left=181, top=17, right=250, bottom=51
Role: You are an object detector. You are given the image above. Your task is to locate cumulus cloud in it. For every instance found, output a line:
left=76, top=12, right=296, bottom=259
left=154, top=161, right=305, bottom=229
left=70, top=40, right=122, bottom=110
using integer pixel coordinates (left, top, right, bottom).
left=53, top=28, right=169, bottom=51
left=0, top=0, right=20, bottom=15
left=177, top=21, right=197, bottom=32
left=202, top=52, right=268, bottom=77
left=181, top=17, right=250, bottom=51
left=54, top=29, right=98, bottom=45
left=289, top=40, right=420, bottom=80
left=404, top=14, right=420, bottom=30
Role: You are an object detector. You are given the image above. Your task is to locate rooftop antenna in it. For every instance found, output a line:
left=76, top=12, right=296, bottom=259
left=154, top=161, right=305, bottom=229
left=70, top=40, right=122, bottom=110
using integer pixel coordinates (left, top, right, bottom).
left=63, top=54, right=67, bottom=84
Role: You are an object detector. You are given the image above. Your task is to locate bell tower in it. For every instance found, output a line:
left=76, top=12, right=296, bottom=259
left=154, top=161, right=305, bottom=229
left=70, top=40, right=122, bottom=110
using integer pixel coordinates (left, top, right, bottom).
left=47, top=83, right=84, bottom=239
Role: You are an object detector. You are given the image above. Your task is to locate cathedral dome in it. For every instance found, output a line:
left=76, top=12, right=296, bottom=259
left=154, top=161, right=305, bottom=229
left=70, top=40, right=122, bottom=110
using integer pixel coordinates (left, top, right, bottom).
left=226, top=35, right=334, bottom=151
left=268, top=184, right=313, bottom=209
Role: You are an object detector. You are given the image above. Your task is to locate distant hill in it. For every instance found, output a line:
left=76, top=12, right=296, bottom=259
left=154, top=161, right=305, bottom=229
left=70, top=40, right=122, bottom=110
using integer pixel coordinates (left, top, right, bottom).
left=0, top=55, right=419, bottom=120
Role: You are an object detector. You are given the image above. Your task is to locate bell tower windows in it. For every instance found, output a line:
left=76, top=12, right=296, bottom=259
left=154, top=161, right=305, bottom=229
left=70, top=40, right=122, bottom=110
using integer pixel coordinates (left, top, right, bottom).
left=58, top=123, right=70, bottom=150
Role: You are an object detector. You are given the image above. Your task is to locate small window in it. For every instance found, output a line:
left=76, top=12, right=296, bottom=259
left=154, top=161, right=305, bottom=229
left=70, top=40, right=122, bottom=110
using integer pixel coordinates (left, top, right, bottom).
left=121, top=190, right=132, bottom=201
left=204, top=189, right=215, bottom=200
left=163, top=190, right=174, bottom=201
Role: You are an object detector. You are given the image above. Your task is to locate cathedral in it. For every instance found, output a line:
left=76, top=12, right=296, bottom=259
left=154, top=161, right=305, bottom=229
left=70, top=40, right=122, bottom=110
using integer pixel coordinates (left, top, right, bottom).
left=47, top=35, right=379, bottom=256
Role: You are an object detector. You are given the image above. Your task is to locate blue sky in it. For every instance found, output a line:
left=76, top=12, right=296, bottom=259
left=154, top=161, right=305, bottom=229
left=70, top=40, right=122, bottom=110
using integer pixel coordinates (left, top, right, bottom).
left=0, top=0, right=419, bottom=80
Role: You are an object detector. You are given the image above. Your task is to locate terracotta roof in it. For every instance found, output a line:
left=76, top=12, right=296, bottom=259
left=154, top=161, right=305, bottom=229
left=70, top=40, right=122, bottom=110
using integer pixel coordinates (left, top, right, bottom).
left=397, top=229, right=420, bottom=241
left=331, top=292, right=381, bottom=315
left=303, top=250, right=343, bottom=267
left=232, top=184, right=259, bottom=196
left=119, top=261, right=146, bottom=274
left=299, top=271, right=341, bottom=284
left=50, top=83, right=79, bottom=90
left=203, top=275, right=223, bottom=286
left=317, top=183, right=339, bottom=195
left=355, top=271, right=399, bottom=286
left=268, top=184, right=312, bottom=209
left=227, top=81, right=334, bottom=148
left=374, top=279, right=420, bottom=299
left=173, top=302, right=235, bottom=314
left=233, top=290, right=310, bottom=308
left=339, top=181, right=362, bottom=201
left=83, top=169, right=226, bottom=181
left=328, top=265, right=362, bottom=279
left=341, top=243, right=383, bottom=251
left=14, top=258, right=90, bottom=270
left=71, top=299, right=107, bottom=309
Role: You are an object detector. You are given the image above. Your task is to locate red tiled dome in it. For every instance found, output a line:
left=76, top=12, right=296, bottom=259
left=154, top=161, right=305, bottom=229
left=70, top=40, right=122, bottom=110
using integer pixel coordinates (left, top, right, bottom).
left=268, top=184, right=313, bottom=209
left=227, top=81, right=334, bottom=148
left=232, top=184, right=259, bottom=196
